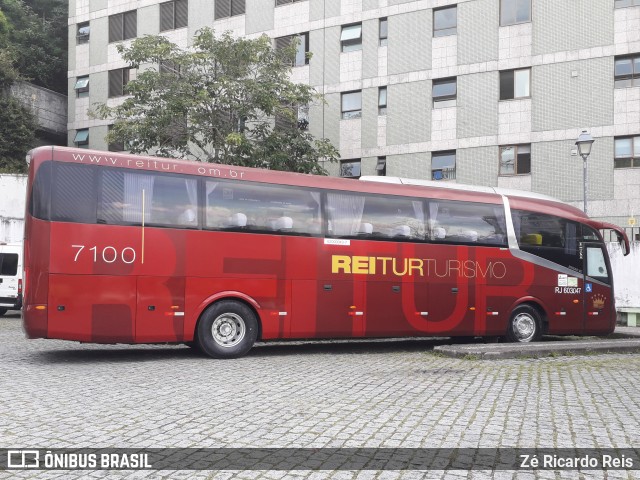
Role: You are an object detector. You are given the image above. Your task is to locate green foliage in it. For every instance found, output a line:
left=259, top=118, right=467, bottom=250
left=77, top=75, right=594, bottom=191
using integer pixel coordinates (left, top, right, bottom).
left=0, top=0, right=67, bottom=93
left=0, top=95, right=36, bottom=173
left=0, top=49, right=20, bottom=89
left=95, top=28, right=339, bottom=174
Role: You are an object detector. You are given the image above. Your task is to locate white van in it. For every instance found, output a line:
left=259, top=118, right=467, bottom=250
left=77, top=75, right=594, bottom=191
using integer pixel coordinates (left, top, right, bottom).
left=0, top=242, right=23, bottom=316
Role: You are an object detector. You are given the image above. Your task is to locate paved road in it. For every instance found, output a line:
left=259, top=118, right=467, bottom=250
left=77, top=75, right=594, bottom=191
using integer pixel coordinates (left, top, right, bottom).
left=1, top=312, right=640, bottom=479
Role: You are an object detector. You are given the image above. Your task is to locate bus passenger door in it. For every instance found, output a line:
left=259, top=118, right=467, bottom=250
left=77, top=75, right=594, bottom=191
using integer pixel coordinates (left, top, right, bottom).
left=136, top=276, right=185, bottom=342
left=582, top=243, right=614, bottom=334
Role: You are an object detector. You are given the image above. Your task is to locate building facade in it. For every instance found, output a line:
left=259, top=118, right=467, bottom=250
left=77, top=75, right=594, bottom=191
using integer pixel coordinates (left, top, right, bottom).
left=68, top=0, right=640, bottom=227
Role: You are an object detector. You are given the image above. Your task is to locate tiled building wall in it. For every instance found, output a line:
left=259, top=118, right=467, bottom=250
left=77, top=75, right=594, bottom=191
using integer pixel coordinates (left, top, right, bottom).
left=387, top=9, right=431, bottom=75
left=457, top=72, right=499, bottom=139
left=457, top=146, right=498, bottom=187
left=532, top=0, right=613, bottom=55
left=387, top=80, right=431, bottom=146
left=532, top=58, right=614, bottom=132
left=457, top=0, right=498, bottom=65
left=67, top=0, right=640, bottom=226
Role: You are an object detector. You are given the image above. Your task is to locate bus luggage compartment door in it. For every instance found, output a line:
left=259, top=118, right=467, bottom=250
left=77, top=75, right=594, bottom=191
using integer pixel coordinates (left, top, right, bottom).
left=291, top=280, right=364, bottom=338
left=48, top=274, right=136, bottom=342
left=136, top=276, right=185, bottom=342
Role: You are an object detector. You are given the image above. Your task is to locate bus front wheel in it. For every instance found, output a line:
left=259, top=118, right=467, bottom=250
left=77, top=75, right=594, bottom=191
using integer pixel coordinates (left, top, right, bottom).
left=506, top=305, right=542, bottom=343
left=196, top=300, right=258, bottom=359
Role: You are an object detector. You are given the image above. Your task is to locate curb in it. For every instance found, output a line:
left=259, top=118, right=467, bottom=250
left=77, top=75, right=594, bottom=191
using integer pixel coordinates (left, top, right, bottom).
left=433, top=338, right=640, bottom=359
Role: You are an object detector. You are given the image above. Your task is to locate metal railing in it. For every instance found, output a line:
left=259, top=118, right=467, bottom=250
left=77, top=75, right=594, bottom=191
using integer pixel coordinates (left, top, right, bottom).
left=602, top=227, right=640, bottom=243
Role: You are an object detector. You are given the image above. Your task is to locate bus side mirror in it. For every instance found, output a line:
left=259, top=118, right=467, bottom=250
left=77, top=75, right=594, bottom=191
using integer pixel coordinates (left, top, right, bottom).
left=616, top=231, right=630, bottom=256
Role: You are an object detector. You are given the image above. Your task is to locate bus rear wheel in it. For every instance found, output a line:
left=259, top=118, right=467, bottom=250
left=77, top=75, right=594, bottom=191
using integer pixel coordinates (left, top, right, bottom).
left=506, top=305, right=542, bottom=343
left=196, top=300, right=258, bottom=359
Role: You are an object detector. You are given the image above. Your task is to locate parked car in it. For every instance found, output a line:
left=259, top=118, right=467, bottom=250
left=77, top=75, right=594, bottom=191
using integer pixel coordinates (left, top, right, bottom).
left=0, top=242, right=23, bottom=316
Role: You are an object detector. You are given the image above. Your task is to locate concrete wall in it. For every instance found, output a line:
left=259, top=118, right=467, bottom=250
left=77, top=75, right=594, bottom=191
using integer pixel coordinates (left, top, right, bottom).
left=10, top=82, right=67, bottom=143
left=0, top=174, right=27, bottom=243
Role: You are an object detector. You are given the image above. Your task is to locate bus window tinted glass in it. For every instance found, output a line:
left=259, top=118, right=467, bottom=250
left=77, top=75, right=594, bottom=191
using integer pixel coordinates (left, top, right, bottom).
left=100, top=170, right=197, bottom=227
left=150, top=175, right=198, bottom=226
left=326, top=193, right=425, bottom=240
left=0, top=254, right=18, bottom=276
left=205, top=180, right=321, bottom=235
left=52, top=163, right=97, bottom=223
left=30, top=161, right=52, bottom=220
left=512, top=210, right=583, bottom=272
left=428, top=200, right=507, bottom=246
left=362, top=195, right=425, bottom=240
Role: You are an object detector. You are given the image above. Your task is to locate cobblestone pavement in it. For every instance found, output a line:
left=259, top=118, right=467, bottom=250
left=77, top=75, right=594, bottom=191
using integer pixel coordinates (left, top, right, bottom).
left=1, top=312, right=640, bottom=480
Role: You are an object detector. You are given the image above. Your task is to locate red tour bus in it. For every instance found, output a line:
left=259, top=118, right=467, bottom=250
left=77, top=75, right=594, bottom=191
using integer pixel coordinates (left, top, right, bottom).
left=22, top=146, right=629, bottom=358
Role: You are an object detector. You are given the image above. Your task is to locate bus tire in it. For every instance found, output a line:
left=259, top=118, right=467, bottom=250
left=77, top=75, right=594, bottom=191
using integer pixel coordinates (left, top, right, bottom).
left=0, top=308, right=7, bottom=317
left=506, top=304, right=542, bottom=343
left=196, top=300, right=258, bottom=359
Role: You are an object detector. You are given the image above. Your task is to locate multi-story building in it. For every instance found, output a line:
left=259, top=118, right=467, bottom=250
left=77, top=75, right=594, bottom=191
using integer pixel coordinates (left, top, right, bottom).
left=68, top=0, right=640, bottom=228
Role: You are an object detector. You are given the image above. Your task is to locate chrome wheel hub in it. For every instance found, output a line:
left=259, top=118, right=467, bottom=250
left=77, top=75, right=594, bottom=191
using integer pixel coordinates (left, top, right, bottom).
left=211, top=313, right=246, bottom=348
left=513, top=313, right=536, bottom=342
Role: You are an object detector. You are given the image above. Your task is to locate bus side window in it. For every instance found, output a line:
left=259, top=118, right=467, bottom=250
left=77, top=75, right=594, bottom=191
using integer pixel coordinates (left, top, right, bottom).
left=30, top=161, right=52, bottom=220
left=512, top=210, right=583, bottom=272
left=99, top=171, right=198, bottom=227
left=206, top=179, right=322, bottom=236
left=52, top=163, right=98, bottom=224
left=428, top=200, right=506, bottom=246
left=148, top=176, right=197, bottom=227
left=334, top=194, right=426, bottom=241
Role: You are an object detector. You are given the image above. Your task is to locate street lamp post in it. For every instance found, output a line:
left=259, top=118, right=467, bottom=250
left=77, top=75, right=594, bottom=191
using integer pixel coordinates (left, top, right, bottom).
left=575, top=130, right=594, bottom=215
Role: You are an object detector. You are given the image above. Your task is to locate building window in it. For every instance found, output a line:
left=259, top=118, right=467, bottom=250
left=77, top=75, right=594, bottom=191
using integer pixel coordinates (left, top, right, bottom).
left=108, top=68, right=131, bottom=98
left=341, top=91, right=362, bottom=119
left=74, top=76, right=89, bottom=98
left=341, top=24, right=362, bottom=52
left=433, top=6, right=457, bottom=37
left=615, top=0, right=640, bottom=7
left=340, top=159, right=361, bottom=178
left=614, top=55, right=640, bottom=88
left=378, top=87, right=387, bottom=115
left=160, top=0, right=188, bottom=31
left=74, top=129, right=89, bottom=149
left=379, top=18, right=388, bottom=46
left=614, top=136, right=640, bottom=168
left=500, top=68, right=530, bottom=100
left=108, top=125, right=125, bottom=152
left=499, top=144, right=531, bottom=175
left=500, top=0, right=531, bottom=26
left=432, top=77, right=457, bottom=108
left=431, top=151, right=456, bottom=180
left=376, top=157, right=387, bottom=176
left=275, top=33, right=309, bottom=67
left=215, top=0, right=245, bottom=20
left=77, top=22, right=90, bottom=44
left=109, top=10, right=137, bottom=43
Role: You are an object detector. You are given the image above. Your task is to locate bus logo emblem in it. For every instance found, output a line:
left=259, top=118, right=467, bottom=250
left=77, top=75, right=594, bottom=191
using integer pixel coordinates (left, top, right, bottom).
left=592, top=294, right=605, bottom=309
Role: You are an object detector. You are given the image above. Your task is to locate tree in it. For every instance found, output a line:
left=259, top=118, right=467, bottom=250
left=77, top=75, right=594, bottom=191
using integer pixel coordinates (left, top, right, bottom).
left=0, top=49, right=20, bottom=89
left=95, top=28, right=339, bottom=175
left=0, top=0, right=67, bottom=93
left=0, top=95, right=36, bottom=173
